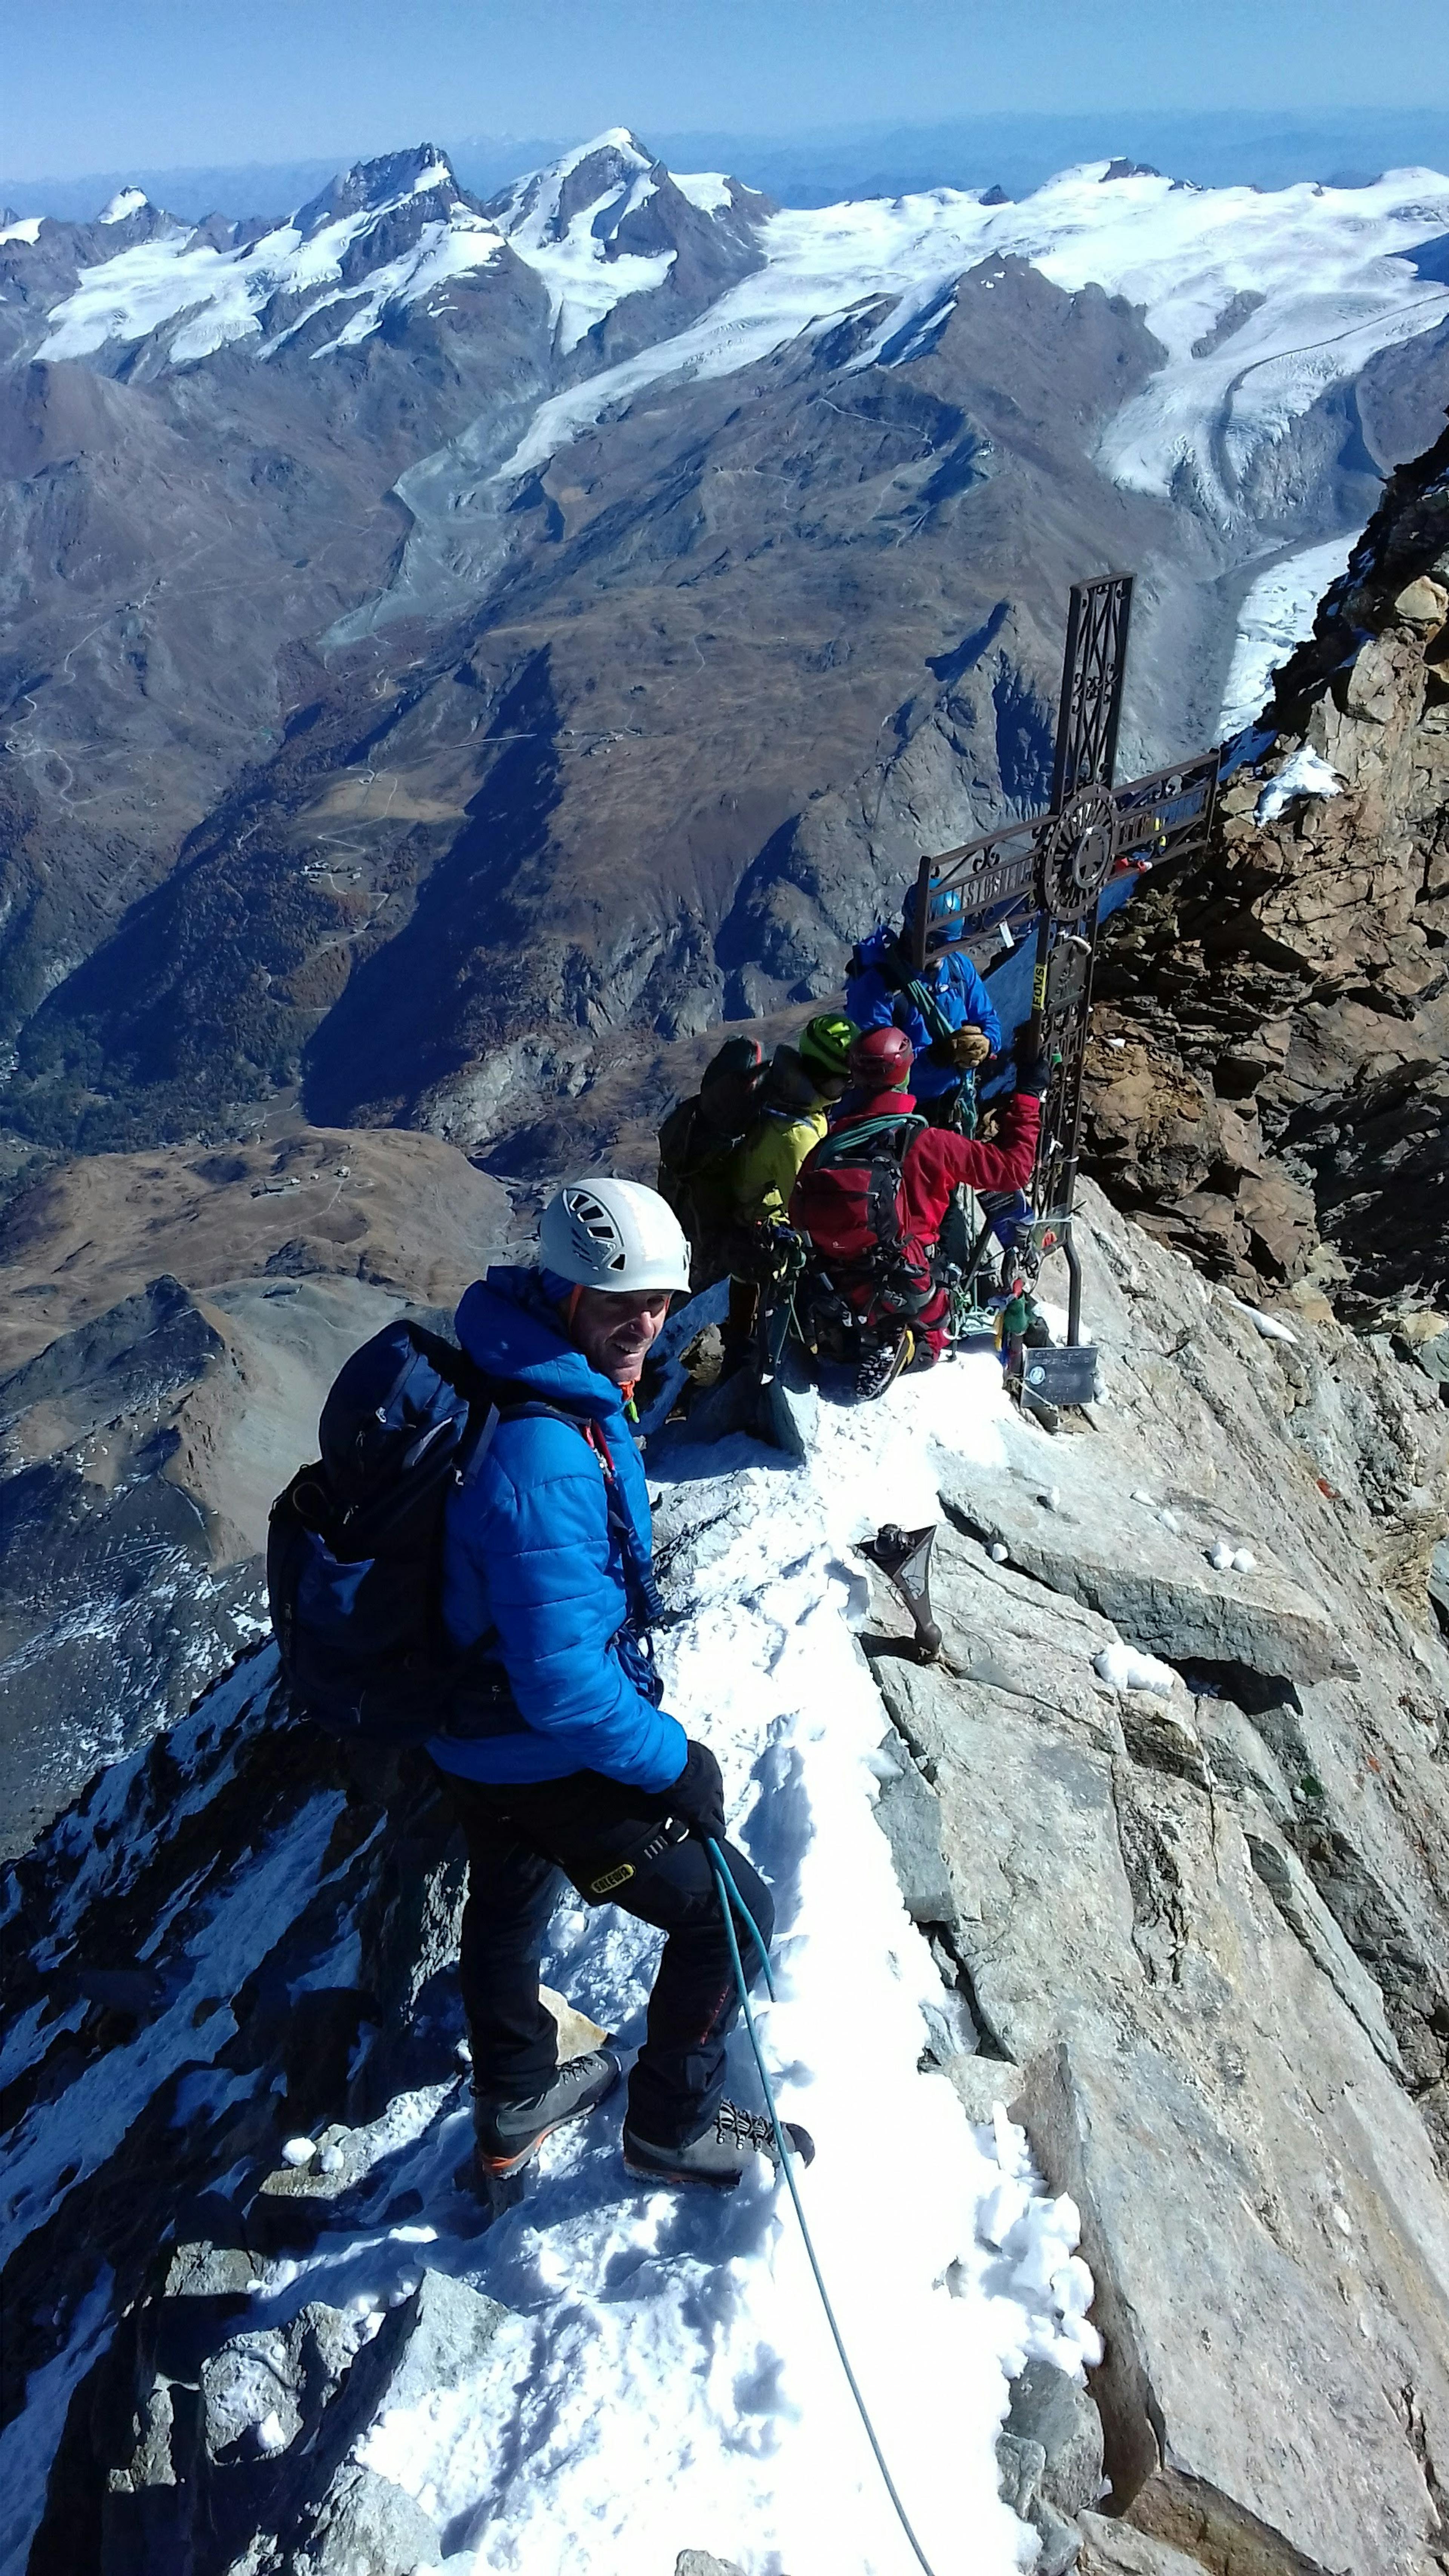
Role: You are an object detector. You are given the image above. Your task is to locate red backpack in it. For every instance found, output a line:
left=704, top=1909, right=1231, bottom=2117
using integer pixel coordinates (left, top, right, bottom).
left=790, top=1109, right=933, bottom=1307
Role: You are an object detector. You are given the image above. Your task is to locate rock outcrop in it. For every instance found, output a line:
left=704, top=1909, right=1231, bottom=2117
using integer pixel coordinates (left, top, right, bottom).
left=1084, top=414, right=1449, bottom=1318
left=864, top=1185, right=1449, bottom=2573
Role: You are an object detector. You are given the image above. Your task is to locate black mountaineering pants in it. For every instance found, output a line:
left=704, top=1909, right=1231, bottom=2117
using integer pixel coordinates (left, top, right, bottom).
left=440, top=1767, right=775, bottom=2149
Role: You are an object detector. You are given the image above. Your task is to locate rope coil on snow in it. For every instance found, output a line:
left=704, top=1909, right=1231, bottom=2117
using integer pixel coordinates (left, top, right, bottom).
left=704, top=1837, right=941, bottom=2576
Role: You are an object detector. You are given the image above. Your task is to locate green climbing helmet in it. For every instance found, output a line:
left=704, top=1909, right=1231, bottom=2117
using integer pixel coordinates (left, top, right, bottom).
left=798, top=1010, right=860, bottom=1082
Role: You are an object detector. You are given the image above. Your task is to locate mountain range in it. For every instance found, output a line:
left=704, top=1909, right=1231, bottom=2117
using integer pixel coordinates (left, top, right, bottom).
left=1, top=128, right=1447, bottom=1187
left=10, top=104, right=1449, bottom=222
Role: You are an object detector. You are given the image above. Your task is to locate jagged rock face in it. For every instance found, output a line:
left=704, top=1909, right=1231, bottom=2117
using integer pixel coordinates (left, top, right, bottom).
left=4, top=1183, right=1447, bottom=2574
left=0, top=1663, right=475, bottom=2575
left=1084, top=418, right=1449, bottom=1312
left=865, top=1187, right=1449, bottom=2572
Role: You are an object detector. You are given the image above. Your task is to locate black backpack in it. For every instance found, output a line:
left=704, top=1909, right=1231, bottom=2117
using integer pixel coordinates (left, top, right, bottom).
left=266, top=1318, right=663, bottom=1747
left=657, top=1037, right=767, bottom=1195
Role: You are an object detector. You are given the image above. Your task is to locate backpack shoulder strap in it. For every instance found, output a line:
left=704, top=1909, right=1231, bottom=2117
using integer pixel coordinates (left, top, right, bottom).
left=872, top=940, right=956, bottom=1046
left=809, top=1112, right=925, bottom=1170
left=448, top=1356, right=664, bottom=1630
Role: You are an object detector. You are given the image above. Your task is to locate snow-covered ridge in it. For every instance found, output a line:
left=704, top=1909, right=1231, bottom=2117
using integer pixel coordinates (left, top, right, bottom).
left=0, top=1351, right=1099, bottom=2576
left=25, top=126, right=766, bottom=374
left=488, top=155, right=1449, bottom=521
left=486, top=127, right=677, bottom=353
left=33, top=146, right=506, bottom=368
left=25, top=134, right=1449, bottom=506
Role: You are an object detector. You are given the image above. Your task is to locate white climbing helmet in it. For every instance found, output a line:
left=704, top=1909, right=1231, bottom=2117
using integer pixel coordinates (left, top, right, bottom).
left=538, top=1178, right=691, bottom=1295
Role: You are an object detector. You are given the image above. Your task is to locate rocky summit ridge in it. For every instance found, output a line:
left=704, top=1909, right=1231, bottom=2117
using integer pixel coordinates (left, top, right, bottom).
left=3, top=138, right=1449, bottom=2574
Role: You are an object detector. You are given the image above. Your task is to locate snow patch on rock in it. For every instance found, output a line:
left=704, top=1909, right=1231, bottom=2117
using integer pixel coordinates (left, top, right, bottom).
left=1094, top=1640, right=1179, bottom=1696
left=1255, top=745, right=1344, bottom=825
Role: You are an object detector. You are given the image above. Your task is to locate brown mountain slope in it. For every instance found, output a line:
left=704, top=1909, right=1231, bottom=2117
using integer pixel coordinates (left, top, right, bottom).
left=9, top=259, right=1188, bottom=1160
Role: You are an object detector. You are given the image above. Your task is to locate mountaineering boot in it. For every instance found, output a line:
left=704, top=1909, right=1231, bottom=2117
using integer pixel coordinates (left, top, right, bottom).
left=472, top=2046, right=621, bottom=2180
left=855, top=1327, right=914, bottom=1403
left=623, top=2099, right=816, bottom=2190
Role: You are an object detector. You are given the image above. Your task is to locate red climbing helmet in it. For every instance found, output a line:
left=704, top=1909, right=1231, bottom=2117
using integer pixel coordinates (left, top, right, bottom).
left=849, top=1026, right=914, bottom=1092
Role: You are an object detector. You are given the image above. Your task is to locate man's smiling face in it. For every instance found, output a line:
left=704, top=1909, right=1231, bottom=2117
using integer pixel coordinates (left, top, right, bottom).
left=570, top=1285, right=671, bottom=1385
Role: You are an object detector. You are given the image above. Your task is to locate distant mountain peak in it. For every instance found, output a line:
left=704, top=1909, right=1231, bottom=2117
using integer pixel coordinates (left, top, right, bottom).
left=97, top=186, right=151, bottom=225
left=34, top=141, right=502, bottom=372
left=488, top=129, right=656, bottom=245
left=294, top=143, right=464, bottom=237
left=485, top=127, right=766, bottom=352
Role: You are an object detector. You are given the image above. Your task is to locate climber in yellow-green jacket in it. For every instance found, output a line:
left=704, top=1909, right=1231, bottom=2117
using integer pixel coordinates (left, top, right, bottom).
left=720, top=1012, right=857, bottom=1366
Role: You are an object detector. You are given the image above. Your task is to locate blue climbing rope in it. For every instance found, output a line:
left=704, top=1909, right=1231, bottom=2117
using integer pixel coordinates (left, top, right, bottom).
left=703, top=1837, right=941, bottom=2576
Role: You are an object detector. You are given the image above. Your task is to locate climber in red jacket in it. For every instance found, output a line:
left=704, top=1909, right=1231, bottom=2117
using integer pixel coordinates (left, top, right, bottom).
left=789, top=1026, right=1046, bottom=1396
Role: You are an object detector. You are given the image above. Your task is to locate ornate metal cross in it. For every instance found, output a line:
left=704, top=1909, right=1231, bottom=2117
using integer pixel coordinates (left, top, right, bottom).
left=908, top=573, right=1220, bottom=1342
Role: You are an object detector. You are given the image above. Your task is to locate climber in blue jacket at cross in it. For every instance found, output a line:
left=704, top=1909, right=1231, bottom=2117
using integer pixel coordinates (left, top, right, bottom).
left=847, top=880, right=1002, bottom=1124
left=429, top=1176, right=779, bottom=2196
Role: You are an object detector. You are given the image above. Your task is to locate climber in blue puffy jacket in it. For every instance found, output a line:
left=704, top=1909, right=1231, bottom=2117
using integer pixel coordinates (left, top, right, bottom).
left=431, top=1178, right=780, bottom=2197
left=847, top=880, right=1001, bottom=1120
left=434, top=1270, right=685, bottom=1794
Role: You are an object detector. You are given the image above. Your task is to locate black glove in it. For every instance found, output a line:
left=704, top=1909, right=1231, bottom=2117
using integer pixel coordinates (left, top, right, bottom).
left=1014, top=1043, right=1052, bottom=1098
left=664, top=1739, right=727, bottom=1840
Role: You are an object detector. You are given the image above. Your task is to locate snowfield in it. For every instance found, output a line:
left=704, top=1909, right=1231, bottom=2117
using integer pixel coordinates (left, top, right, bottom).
left=488, top=154, right=1449, bottom=520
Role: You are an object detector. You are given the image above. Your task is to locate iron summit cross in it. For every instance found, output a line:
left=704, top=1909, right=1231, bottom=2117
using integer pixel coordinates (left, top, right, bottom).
left=908, top=572, right=1221, bottom=1344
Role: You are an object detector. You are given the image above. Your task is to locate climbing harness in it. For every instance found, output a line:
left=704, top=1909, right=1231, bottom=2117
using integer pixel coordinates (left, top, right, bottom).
left=704, top=1836, right=943, bottom=2576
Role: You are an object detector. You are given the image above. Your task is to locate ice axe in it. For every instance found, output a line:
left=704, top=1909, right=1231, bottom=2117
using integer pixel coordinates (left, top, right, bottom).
left=861, top=1522, right=942, bottom=1662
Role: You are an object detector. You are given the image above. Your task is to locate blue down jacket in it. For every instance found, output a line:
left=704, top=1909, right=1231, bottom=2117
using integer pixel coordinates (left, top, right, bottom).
left=847, top=926, right=1002, bottom=1102
left=427, top=1268, right=688, bottom=1792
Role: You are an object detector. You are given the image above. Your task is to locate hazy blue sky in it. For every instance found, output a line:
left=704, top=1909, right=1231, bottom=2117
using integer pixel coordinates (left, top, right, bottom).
left=4, top=0, right=1448, bottom=181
